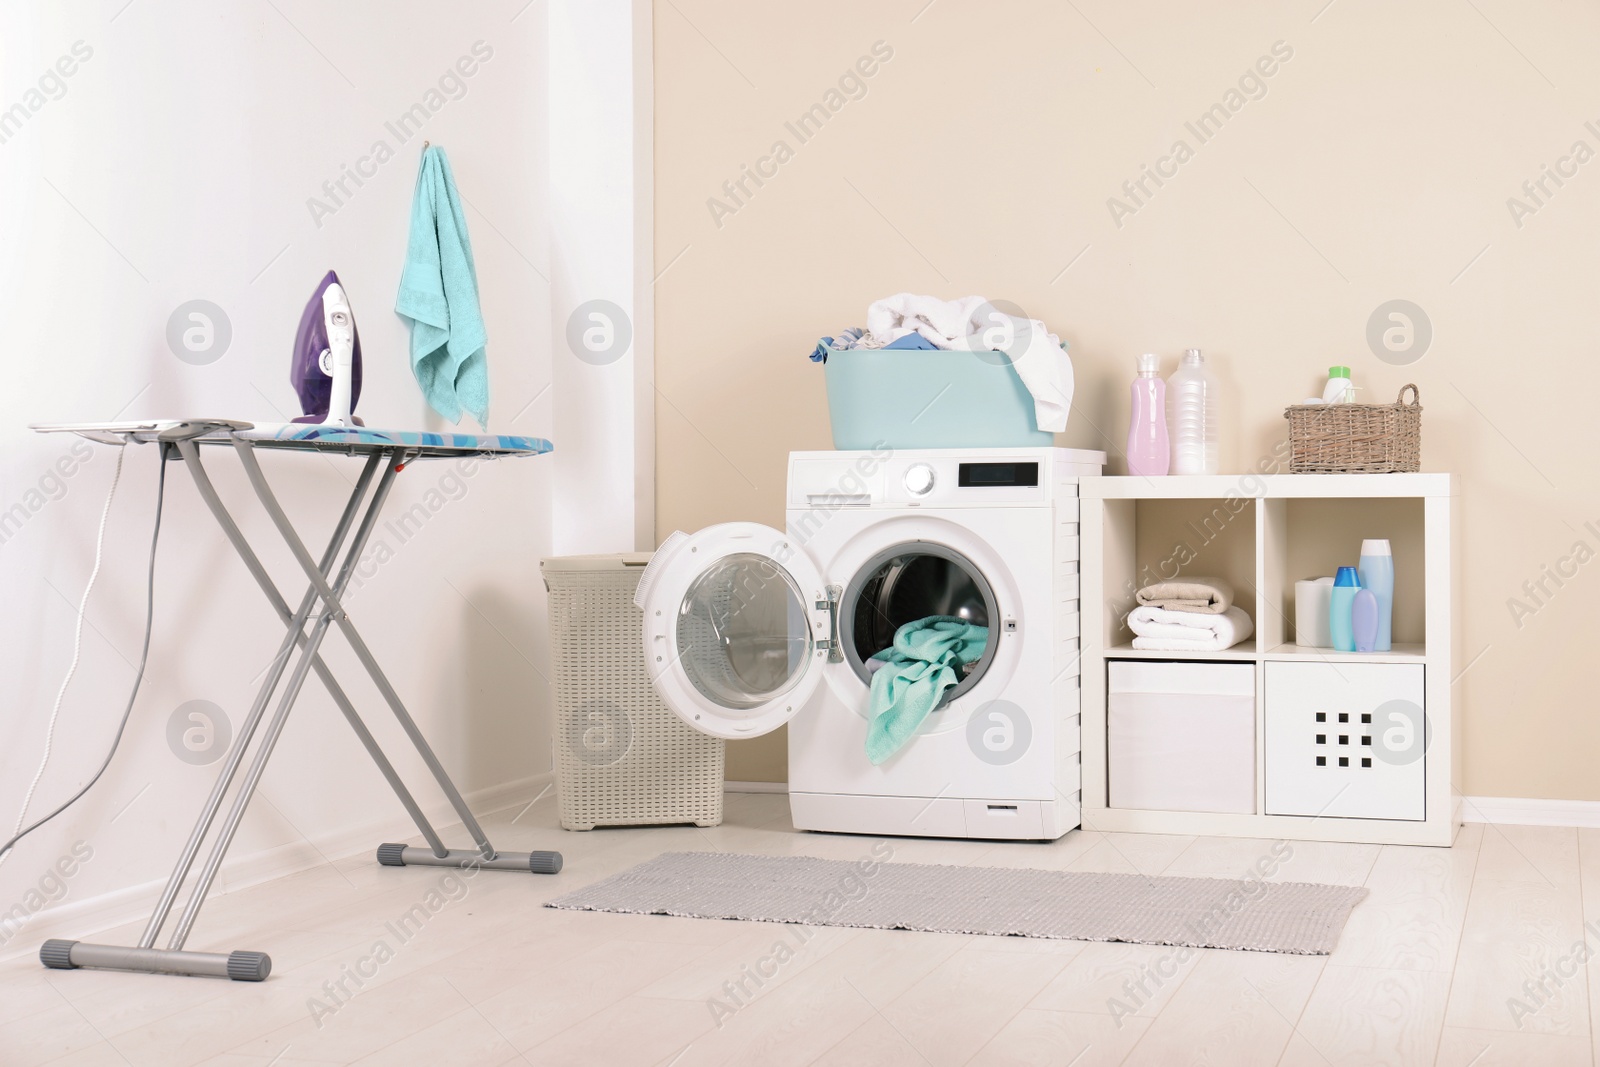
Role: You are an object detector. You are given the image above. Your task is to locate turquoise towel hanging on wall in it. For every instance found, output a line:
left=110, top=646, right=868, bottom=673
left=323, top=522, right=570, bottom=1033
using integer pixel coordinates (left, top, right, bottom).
left=396, top=144, right=490, bottom=427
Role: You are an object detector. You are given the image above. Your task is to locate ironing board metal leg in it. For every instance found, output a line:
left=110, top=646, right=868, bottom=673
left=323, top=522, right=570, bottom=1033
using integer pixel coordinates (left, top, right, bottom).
left=174, top=446, right=449, bottom=859
left=137, top=443, right=376, bottom=949
left=378, top=845, right=562, bottom=874
left=312, top=664, right=450, bottom=858
left=42, top=940, right=271, bottom=981
left=232, top=441, right=499, bottom=861
left=166, top=457, right=399, bottom=950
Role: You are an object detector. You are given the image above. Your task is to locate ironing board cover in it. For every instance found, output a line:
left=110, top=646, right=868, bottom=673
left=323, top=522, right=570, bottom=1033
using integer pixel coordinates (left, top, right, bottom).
left=31, top=420, right=551, bottom=459
left=234, top=423, right=552, bottom=456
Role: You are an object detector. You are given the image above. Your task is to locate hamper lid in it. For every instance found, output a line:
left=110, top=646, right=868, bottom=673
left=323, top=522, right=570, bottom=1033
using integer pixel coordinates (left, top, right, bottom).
left=539, top=553, right=653, bottom=571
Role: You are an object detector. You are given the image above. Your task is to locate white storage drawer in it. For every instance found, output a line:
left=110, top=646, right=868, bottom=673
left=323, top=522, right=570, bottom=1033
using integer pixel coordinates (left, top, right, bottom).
left=1108, top=661, right=1256, bottom=814
left=1265, top=662, right=1425, bottom=821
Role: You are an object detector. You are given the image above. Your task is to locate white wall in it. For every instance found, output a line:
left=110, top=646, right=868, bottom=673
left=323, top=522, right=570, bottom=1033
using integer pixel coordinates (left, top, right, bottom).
left=0, top=1, right=558, bottom=945
left=549, top=0, right=656, bottom=554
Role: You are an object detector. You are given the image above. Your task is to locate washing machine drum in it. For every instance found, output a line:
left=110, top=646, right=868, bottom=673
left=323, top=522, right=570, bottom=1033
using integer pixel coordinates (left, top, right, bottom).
left=846, top=545, right=997, bottom=693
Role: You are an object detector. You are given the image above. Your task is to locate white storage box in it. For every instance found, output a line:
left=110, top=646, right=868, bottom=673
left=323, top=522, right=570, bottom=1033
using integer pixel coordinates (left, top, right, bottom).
left=542, top=554, right=724, bottom=830
left=1265, top=661, right=1424, bottom=820
left=1108, top=661, right=1255, bottom=814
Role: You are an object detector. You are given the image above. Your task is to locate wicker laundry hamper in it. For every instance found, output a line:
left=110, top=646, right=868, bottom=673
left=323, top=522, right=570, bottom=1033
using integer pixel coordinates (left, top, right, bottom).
left=541, top=554, right=723, bottom=830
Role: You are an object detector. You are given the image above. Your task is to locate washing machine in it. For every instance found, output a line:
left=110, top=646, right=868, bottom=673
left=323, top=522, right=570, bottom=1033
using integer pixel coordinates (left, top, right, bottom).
left=636, top=446, right=1104, bottom=840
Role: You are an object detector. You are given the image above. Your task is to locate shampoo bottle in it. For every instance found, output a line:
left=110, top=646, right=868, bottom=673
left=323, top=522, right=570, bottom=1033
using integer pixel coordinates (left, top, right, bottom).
left=1330, top=566, right=1361, bottom=653
left=1357, top=539, right=1394, bottom=651
left=1352, top=589, right=1379, bottom=653
left=1126, top=354, right=1170, bottom=476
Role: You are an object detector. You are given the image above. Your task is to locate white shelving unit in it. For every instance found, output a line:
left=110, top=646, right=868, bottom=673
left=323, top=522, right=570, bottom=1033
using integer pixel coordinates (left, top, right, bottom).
left=1079, top=473, right=1460, bottom=847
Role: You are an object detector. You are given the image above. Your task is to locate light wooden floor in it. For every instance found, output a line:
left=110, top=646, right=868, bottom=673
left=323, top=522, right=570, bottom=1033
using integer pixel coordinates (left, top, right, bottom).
left=2, top=793, right=1596, bottom=1066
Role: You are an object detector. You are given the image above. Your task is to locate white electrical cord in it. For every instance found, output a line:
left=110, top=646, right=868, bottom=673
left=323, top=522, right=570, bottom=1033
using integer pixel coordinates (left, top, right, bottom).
left=1, top=444, right=127, bottom=869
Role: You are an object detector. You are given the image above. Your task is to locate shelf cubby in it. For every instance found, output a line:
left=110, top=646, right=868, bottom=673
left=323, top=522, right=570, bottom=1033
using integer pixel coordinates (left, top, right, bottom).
left=1260, top=495, right=1427, bottom=653
left=1100, top=495, right=1257, bottom=653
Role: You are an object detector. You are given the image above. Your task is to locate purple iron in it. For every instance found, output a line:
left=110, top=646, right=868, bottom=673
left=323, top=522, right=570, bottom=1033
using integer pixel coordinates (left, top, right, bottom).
left=291, top=270, right=364, bottom=425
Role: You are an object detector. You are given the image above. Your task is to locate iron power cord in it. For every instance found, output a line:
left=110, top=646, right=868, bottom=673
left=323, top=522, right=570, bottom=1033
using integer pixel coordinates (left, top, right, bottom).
left=0, top=442, right=169, bottom=867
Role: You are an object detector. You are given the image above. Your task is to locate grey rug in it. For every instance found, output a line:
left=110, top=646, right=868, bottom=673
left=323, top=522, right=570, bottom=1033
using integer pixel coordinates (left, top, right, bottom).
left=547, top=851, right=1368, bottom=954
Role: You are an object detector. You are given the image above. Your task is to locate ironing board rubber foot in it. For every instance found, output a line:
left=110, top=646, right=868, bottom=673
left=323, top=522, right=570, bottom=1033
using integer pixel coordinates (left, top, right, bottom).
left=40, top=939, right=78, bottom=969
left=227, top=950, right=272, bottom=982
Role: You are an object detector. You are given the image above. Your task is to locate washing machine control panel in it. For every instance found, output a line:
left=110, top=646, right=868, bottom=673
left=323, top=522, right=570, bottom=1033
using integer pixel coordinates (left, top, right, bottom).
left=787, top=448, right=1105, bottom=508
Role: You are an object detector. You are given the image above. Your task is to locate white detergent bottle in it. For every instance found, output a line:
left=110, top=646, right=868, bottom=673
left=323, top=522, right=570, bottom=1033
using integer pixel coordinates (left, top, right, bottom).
left=1322, top=365, right=1354, bottom=404
left=1167, top=348, right=1219, bottom=475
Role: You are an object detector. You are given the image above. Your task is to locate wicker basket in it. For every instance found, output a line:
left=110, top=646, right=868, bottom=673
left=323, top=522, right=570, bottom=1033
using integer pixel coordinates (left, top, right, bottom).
left=1284, top=384, right=1422, bottom=473
left=542, top=554, right=724, bottom=830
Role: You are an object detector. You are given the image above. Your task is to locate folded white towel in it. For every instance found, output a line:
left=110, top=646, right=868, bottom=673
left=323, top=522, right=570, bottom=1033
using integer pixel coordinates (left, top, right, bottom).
left=1127, top=605, right=1254, bottom=651
left=863, top=293, right=1075, bottom=433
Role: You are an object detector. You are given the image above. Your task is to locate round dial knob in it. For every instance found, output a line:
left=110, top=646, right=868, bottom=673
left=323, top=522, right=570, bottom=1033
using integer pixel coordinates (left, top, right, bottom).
left=903, top=463, right=936, bottom=496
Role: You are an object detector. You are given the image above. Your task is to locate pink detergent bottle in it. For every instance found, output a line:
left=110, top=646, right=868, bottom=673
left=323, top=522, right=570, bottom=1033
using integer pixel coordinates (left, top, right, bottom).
left=1127, top=353, right=1170, bottom=476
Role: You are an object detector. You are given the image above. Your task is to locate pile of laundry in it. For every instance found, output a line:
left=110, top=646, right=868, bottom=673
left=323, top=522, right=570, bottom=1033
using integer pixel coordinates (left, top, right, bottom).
left=811, top=293, right=1075, bottom=434
left=1126, top=577, right=1254, bottom=652
left=863, top=616, right=988, bottom=765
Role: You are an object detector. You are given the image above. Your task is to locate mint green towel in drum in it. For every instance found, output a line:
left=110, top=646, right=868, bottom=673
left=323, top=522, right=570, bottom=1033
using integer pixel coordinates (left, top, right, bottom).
left=396, top=145, right=489, bottom=427
left=865, top=616, right=989, bottom=765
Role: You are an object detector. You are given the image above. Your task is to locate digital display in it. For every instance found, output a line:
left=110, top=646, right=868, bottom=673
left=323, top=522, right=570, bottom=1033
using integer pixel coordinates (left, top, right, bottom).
left=957, top=462, right=1039, bottom=488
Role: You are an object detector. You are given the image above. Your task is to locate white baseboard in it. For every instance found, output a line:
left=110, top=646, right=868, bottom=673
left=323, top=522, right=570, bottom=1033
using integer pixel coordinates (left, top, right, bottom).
left=1460, top=796, right=1600, bottom=829
left=0, top=771, right=554, bottom=963
left=724, top=780, right=788, bottom=794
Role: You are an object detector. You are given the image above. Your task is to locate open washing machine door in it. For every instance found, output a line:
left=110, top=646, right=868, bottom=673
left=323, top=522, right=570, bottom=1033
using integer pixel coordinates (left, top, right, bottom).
left=635, top=522, right=833, bottom=739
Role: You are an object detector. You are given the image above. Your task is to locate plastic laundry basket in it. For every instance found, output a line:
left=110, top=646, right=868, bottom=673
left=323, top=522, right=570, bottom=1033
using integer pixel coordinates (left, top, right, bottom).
left=541, top=554, right=723, bottom=830
left=823, top=347, right=1053, bottom=450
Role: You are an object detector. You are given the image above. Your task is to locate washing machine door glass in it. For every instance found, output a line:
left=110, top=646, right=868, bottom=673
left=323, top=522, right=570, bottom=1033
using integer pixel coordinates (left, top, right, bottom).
left=638, top=522, right=831, bottom=739
left=840, top=542, right=1000, bottom=703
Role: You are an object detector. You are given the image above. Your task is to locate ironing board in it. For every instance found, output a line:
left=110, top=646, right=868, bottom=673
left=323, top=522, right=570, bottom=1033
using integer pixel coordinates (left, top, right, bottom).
left=28, top=419, right=558, bottom=982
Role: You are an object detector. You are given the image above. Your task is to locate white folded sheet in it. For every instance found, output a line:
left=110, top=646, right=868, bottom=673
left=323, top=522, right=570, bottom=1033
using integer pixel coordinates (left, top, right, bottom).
left=1127, top=605, right=1254, bottom=652
left=863, top=293, right=1076, bottom=433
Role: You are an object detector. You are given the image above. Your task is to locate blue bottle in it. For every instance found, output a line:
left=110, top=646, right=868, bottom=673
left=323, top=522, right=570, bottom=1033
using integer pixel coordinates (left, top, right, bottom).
left=1329, top=566, right=1361, bottom=652
left=1358, top=539, right=1394, bottom=652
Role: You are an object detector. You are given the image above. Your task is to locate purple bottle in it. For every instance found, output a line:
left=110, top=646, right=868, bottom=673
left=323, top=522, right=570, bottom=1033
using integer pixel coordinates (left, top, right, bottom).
left=1127, top=353, right=1170, bottom=476
left=1351, top=588, right=1379, bottom=653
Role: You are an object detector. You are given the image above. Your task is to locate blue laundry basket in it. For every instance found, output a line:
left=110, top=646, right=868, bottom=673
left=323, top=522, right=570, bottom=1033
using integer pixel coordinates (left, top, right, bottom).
left=822, top=347, right=1053, bottom=450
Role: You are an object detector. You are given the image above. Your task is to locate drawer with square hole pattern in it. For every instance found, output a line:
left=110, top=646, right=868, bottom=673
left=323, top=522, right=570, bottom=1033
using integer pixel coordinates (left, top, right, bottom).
left=1265, top=662, right=1425, bottom=821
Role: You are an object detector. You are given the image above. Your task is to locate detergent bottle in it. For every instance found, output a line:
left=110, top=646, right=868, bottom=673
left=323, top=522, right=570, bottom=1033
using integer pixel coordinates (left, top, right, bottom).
left=1321, top=366, right=1355, bottom=404
left=1167, top=348, right=1219, bottom=475
left=1126, top=354, right=1169, bottom=476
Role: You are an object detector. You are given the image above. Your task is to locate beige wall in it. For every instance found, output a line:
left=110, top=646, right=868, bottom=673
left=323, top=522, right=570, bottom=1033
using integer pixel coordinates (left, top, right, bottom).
left=653, top=1, right=1600, bottom=797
